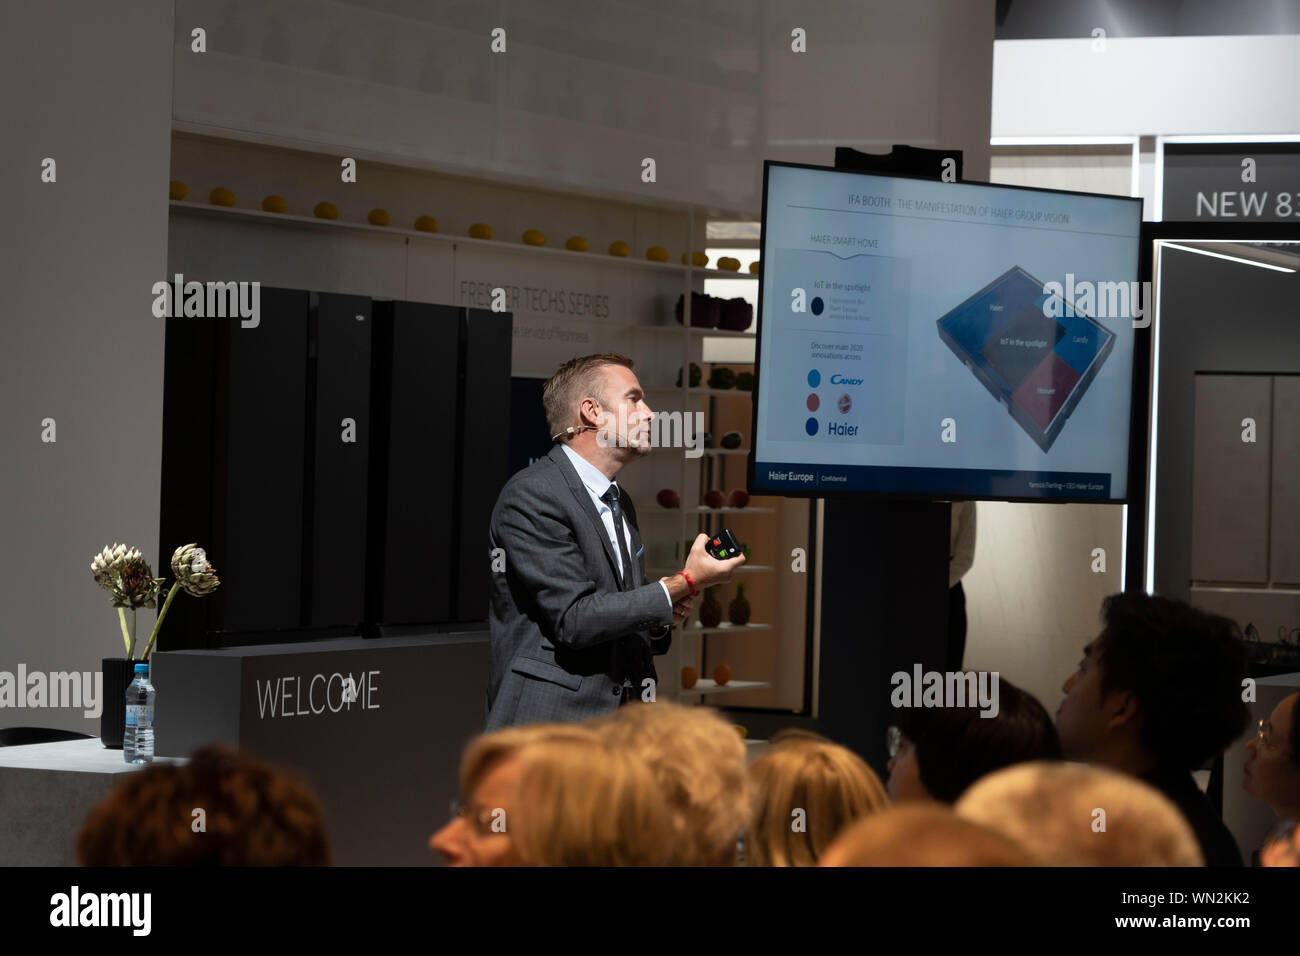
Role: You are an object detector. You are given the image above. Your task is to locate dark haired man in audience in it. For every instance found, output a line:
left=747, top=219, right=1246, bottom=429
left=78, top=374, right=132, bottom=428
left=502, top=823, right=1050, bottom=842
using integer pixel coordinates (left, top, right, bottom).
left=1055, top=592, right=1250, bottom=866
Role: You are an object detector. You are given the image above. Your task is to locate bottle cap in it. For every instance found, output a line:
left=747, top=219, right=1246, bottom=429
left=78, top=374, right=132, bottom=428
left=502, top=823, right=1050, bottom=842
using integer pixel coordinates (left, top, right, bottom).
left=134, top=663, right=149, bottom=674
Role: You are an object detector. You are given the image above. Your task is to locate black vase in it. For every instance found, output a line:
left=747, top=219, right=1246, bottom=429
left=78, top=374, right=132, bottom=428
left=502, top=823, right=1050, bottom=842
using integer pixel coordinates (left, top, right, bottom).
left=100, top=658, right=136, bottom=749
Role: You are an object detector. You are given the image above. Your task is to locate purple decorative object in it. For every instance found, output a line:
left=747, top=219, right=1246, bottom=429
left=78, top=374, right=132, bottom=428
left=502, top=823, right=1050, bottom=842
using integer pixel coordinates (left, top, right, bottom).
left=675, top=291, right=719, bottom=328
left=718, top=297, right=753, bottom=332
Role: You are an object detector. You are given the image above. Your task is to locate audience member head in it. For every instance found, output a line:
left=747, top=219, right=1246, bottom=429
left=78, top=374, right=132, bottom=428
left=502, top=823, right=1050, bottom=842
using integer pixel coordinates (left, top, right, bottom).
left=819, top=805, right=1035, bottom=866
left=431, top=722, right=597, bottom=866
left=1244, top=691, right=1300, bottom=821
left=955, top=761, right=1204, bottom=865
left=1055, top=593, right=1249, bottom=775
left=508, top=734, right=673, bottom=866
left=593, top=700, right=748, bottom=865
left=77, top=744, right=332, bottom=866
left=886, top=676, right=1061, bottom=803
left=746, top=729, right=889, bottom=866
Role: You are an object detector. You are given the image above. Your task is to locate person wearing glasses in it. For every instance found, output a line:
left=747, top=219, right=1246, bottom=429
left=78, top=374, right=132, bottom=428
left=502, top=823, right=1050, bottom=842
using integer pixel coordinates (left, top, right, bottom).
left=1243, top=691, right=1300, bottom=866
left=884, top=677, right=1059, bottom=804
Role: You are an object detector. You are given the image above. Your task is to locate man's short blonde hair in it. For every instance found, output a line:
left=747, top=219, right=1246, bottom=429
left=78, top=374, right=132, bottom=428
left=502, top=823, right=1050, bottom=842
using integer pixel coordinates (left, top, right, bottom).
left=593, top=701, right=749, bottom=865
left=954, top=761, right=1205, bottom=866
left=820, top=805, right=1037, bottom=866
left=509, top=735, right=674, bottom=866
left=542, top=353, right=634, bottom=440
left=746, top=730, right=889, bottom=866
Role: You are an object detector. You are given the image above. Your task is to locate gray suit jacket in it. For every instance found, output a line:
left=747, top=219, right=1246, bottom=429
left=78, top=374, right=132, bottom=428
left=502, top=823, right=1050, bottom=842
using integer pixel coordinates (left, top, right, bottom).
left=485, top=443, right=674, bottom=729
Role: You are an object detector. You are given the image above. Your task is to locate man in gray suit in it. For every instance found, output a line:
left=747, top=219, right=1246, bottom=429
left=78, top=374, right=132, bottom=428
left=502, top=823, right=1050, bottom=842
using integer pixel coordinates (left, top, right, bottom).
left=486, top=353, right=745, bottom=728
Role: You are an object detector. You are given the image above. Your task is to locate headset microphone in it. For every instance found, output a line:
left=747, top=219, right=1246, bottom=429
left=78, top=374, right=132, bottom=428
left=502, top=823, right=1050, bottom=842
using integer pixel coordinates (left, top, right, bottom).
left=551, top=424, right=599, bottom=441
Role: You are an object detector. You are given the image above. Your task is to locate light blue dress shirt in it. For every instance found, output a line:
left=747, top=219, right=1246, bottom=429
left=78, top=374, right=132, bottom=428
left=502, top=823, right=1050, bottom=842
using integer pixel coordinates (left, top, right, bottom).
left=561, top=444, right=673, bottom=611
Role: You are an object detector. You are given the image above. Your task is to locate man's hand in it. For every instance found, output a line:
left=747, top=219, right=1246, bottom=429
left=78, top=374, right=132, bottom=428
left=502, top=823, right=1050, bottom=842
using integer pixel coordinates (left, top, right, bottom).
left=672, top=595, right=694, bottom=627
left=683, top=533, right=746, bottom=589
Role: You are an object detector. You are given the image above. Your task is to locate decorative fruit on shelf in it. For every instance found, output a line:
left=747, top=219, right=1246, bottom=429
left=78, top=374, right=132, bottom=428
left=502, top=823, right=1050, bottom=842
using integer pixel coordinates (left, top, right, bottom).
left=681, top=251, right=709, bottom=267
left=565, top=235, right=589, bottom=251
left=209, top=187, right=236, bottom=207
left=720, top=431, right=743, bottom=450
left=313, top=201, right=339, bottom=220
left=728, top=489, right=750, bottom=509
left=707, top=367, right=736, bottom=390
left=368, top=208, right=391, bottom=226
left=645, top=245, right=669, bottom=262
left=656, top=488, right=680, bottom=509
left=699, top=588, right=722, bottom=628
left=736, top=371, right=755, bottom=391
left=468, top=223, right=494, bottom=239
left=728, top=584, right=751, bottom=626
left=717, top=256, right=741, bottom=271
left=681, top=666, right=699, bottom=690
left=712, top=663, right=731, bottom=686
left=608, top=240, right=631, bottom=257
left=740, top=541, right=752, bottom=561
left=414, top=215, right=439, bottom=232
left=703, top=489, right=725, bottom=509
left=749, top=260, right=760, bottom=274
left=169, top=180, right=188, bottom=200
left=262, top=195, right=288, bottom=213
left=733, top=724, right=748, bottom=738
left=521, top=229, right=546, bottom=246
left=676, top=362, right=702, bottom=388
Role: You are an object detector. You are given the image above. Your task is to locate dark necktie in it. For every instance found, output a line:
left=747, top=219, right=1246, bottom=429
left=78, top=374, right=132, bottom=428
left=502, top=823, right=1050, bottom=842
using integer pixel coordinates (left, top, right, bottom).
left=601, top=484, right=635, bottom=591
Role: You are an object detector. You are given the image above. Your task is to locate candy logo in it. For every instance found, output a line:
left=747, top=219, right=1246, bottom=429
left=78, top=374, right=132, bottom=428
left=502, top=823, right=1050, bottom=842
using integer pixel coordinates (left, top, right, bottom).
left=830, top=374, right=863, bottom=386
left=838, top=393, right=852, bottom=414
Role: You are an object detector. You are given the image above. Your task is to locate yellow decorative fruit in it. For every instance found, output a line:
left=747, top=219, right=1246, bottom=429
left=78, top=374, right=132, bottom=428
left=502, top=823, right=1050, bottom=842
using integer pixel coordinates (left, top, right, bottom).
left=565, top=236, right=589, bottom=252
left=681, top=666, right=699, bottom=690
left=522, top=229, right=546, bottom=246
left=681, top=252, right=687, bottom=264
left=608, top=240, right=631, bottom=257
left=712, top=663, right=731, bottom=686
left=749, top=260, right=760, bottom=274
left=413, top=215, right=439, bottom=233
left=645, top=245, right=669, bottom=262
left=169, top=180, right=188, bottom=200
left=691, top=250, right=709, bottom=268
left=733, top=724, right=747, bottom=739
left=261, top=195, right=288, bottom=213
left=209, top=187, right=236, bottom=207
left=368, top=208, right=391, bottom=226
left=468, top=223, right=493, bottom=240
left=313, top=201, right=339, bottom=220
left=718, top=256, right=741, bottom=271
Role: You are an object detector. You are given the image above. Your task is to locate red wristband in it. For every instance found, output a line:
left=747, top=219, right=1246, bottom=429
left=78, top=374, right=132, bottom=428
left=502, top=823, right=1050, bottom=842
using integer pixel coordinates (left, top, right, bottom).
left=677, top=570, right=697, bottom=596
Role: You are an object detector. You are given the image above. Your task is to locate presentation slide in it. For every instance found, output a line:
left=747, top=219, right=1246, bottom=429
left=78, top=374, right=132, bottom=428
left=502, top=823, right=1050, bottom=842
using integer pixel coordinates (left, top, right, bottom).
left=752, top=163, right=1142, bottom=501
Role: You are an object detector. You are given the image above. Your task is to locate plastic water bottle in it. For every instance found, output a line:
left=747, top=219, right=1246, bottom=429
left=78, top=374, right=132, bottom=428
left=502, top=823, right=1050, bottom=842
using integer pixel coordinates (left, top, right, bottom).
left=123, top=662, right=155, bottom=764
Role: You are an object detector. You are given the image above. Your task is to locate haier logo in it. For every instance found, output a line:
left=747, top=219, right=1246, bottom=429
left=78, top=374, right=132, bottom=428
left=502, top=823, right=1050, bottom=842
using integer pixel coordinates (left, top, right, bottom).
left=829, top=374, right=863, bottom=386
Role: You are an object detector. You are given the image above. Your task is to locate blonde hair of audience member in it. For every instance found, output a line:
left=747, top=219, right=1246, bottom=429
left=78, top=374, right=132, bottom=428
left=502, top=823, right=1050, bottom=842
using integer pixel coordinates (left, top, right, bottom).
left=430, top=722, right=598, bottom=866
left=954, top=761, right=1205, bottom=866
left=593, top=700, right=748, bottom=865
left=509, top=735, right=674, bottom=866
left=819, top=805, right=1036, bottom=866
left=747, top=729, right=890, bottom=866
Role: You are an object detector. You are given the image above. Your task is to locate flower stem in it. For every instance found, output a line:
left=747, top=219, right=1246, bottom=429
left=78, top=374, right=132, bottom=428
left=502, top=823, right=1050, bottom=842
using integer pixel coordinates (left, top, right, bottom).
left=141, top=582, right=180, bottom=661
left=129, top=608, right=137, bottom=660
left=117, top=608, right=131, bottom=656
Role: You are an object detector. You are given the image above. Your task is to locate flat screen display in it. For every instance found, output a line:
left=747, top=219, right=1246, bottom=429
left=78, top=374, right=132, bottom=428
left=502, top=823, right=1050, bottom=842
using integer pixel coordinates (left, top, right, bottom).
left=750, top=162, right=1142, bottom=501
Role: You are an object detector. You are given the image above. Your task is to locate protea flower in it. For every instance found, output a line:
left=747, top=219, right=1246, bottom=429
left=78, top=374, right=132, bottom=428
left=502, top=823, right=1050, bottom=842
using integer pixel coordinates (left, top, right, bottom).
left=170, top=543, right=220, bottom=596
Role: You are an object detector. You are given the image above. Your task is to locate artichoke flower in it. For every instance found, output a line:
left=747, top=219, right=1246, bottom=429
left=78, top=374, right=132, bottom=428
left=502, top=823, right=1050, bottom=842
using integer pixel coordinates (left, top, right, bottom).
left=171, top=543, right=220, bottom=596
left=90, top=542, right=136, bottom=592
left=112, top=554, right=165, bottom=609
